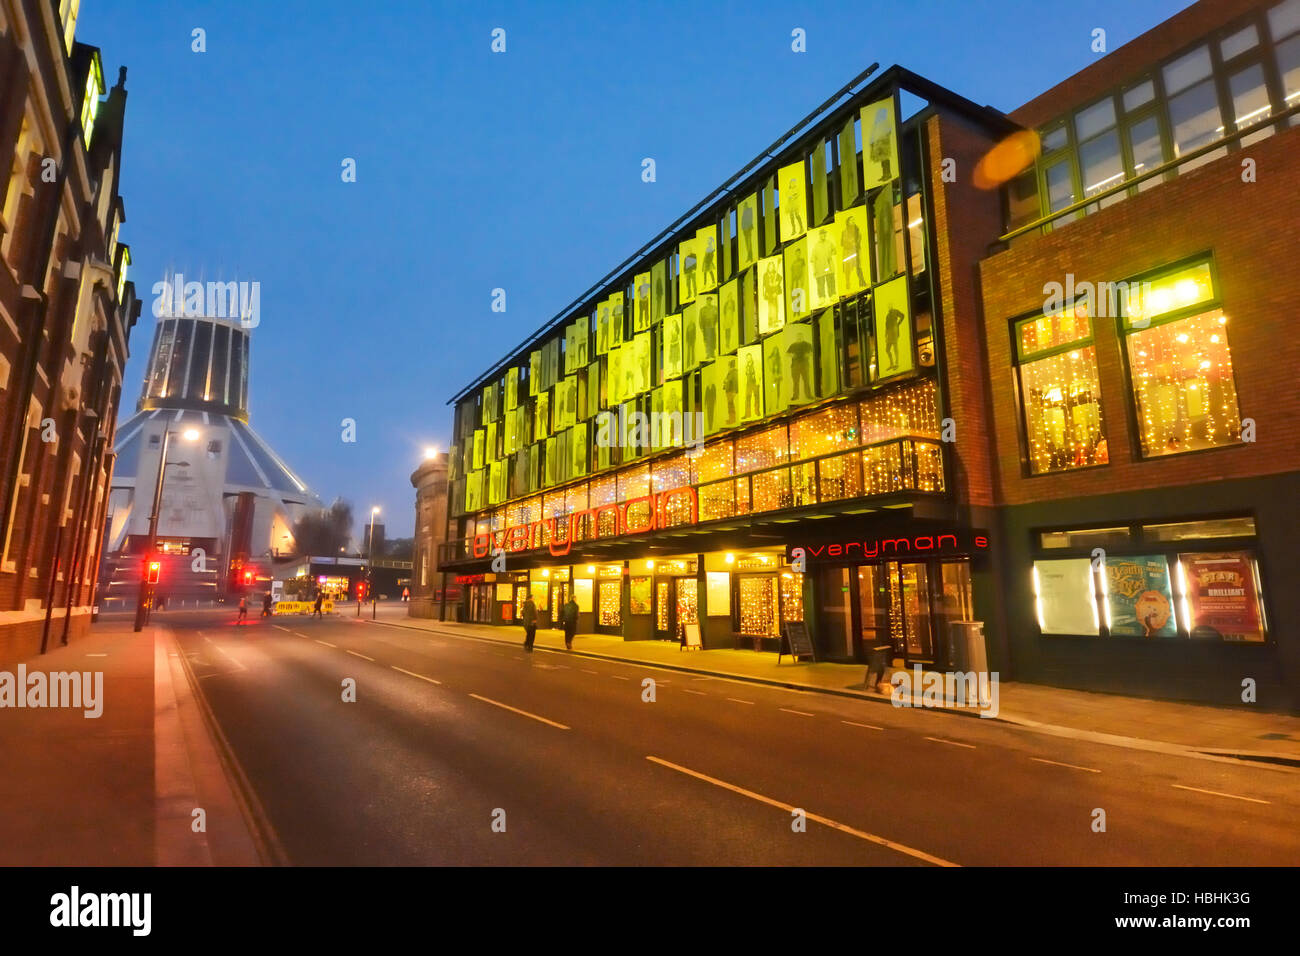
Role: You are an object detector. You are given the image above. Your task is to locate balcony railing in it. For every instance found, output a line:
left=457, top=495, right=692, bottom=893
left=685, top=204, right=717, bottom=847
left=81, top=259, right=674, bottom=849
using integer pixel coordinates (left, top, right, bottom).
left=437, top=435, right=945, bottom=568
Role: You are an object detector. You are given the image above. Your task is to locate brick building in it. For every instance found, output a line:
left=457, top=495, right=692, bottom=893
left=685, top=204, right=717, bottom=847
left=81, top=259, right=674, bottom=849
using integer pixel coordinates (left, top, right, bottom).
left=409, top=450, right=450, bottom=620
left=0, top=0, right=138, bottom=663
left=978, top=0, right=1300, bottom=705
left=425, top=0, right=1299, bottom=708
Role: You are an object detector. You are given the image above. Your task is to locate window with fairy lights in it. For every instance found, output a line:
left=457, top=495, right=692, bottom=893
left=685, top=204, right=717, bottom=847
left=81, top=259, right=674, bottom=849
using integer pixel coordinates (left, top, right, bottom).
left=1120, top=259, right=1242, bottom=458
left=1014, top=301, right=1109, bottom=474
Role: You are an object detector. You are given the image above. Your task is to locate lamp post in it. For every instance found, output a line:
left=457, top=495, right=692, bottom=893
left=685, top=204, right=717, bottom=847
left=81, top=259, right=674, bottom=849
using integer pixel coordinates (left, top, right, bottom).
left=133, top=427, right=199, bottom=632
left=369, top=505, right=380, bottom=621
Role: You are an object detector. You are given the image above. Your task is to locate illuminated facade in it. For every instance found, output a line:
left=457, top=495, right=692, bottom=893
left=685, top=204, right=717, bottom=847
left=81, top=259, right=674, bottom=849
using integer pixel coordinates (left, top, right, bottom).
left=436, top=65, right=1006, bottom=662
left=431, top=0, right=1300, bottom=705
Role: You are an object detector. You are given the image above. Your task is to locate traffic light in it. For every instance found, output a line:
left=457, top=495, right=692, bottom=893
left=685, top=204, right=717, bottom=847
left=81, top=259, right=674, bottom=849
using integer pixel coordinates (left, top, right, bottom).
left=356, top=581, right=366, bottom=600
left=146, top=560, right=161, bottom=585
left=243, top=570, right=255, bottom=587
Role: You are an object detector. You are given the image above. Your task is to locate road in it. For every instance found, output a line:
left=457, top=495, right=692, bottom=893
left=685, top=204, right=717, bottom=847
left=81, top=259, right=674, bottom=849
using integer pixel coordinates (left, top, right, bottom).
left=165, top=606, right=1300, bottom=866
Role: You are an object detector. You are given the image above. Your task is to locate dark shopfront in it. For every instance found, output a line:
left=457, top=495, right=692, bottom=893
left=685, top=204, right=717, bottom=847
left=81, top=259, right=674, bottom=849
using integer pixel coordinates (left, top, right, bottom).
left=793, top=527, right=992, bottom=665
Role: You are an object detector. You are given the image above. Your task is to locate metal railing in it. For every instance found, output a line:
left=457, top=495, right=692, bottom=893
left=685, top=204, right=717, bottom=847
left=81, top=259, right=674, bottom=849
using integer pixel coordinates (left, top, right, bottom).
left=437, top=435, right=945, bottom=566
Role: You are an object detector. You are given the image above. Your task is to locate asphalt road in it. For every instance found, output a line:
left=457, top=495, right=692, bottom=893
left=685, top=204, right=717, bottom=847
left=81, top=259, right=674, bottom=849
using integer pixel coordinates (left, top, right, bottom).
left=166, top=607, right=1300, bottom=866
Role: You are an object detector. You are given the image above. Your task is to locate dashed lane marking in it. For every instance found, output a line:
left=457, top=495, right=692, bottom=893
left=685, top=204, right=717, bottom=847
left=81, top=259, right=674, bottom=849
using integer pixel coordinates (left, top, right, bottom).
left=1030, top=757, right=1101, bottom=774
left=726, top=697, right=755, bottom=706
left=468, top=694, right=570, bottom=730
left=314, top=640, right=337, bottom=648
left=646, top=756, right=958, bottom=867
left=1171, top=784, right=1269, bottom=805
left=780, top=708, right=815, bottom=717
left=345, top=650, right=375, bottom=662
left=842, top=720, right=884, bottom=731
left=391, top=666, right=442, bottom=685
left=924, top=736, right=975, bottom=750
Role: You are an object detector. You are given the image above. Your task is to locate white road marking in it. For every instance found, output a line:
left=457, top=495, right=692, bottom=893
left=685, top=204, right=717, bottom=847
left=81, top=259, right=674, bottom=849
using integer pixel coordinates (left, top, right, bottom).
left=273, top=625, right=292, bottom=633
left=203, top=636, right=248, bottom=672
left=780, top=708, right=815, bottom=717
left=682, top=688, right=707, bottom=696
left=1171, top=784, right=1269, bottom=805
left=1030, top=757, right=1101, bottom=774
left=611, top=675, right=631, bottom=681
left=314, top=640, right=337, bottom=648
left=85, top=653, right=107, bottom=657
left=345, top=650, right=375, bottom=661
left=924, top=736, right=975, bottom=750
left=726, top=697, right=755, bottom=706
left=468, top=694, right=569, bottom=730
left=391, top=666, right=442, bottom=685
left=841, top=720, right=883, bottom=731
left=646, top=756, right=958, bottom=867
left=581, top=669, right=600, bottom=675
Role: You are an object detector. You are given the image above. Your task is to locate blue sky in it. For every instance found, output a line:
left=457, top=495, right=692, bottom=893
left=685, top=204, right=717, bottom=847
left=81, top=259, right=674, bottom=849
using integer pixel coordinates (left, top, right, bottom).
left=80, top=0, right=1192, bottom=536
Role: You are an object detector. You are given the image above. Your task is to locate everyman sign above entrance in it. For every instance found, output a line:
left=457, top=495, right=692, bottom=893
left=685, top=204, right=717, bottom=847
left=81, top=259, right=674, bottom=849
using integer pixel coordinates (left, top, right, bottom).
left=788, top=529, right=989, bottom=564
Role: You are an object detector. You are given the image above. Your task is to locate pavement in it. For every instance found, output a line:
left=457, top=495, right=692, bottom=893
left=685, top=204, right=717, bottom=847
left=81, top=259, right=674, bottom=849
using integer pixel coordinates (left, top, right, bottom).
left=0, top=615, right=262, bottom=866
left=367, top=604, right=1300, bottom=766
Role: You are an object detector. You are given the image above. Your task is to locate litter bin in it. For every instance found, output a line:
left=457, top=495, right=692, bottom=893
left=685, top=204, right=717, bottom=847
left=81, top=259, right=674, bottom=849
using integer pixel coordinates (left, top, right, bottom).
left=948, top=621, right=987, bottom=675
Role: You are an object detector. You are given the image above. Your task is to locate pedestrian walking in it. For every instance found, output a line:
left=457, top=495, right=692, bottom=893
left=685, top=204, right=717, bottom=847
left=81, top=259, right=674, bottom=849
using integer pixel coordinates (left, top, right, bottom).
left=262, top=592, right=273, bottom=617
left=561, top=594, right=579, bottom=650
left=237, top=596, right=248, bottom=622
left=313, top=591, right=324, bottom=619
left=521, top=595, right=538, bottom=652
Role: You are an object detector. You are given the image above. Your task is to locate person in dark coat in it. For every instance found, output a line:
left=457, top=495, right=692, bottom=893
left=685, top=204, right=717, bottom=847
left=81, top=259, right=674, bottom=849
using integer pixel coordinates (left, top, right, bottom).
left=313, top=591, right=324, bottom=619
left=560, top=595, right=579, bottom=651
left=521, top=596, right=538, bottom=652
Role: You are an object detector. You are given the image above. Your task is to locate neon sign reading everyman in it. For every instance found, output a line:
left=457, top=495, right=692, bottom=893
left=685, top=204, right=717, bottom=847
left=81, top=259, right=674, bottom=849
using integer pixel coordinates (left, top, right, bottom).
left=789, top=531, right=989, bottom=562
left=471, top=488, right=699, bottom=558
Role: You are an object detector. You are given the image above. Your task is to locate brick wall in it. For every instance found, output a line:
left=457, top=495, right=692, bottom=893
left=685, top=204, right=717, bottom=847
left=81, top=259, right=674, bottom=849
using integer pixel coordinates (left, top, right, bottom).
left=925, top=112, right=1007, bottom=509
left=979, top=123, right=1300, bottom=507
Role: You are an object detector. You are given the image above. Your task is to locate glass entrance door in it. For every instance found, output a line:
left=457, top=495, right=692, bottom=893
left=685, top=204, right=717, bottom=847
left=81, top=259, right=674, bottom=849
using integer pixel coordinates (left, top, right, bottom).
left=675, top=577, right=698, bottom=642
left=898, top=562, right=933, bottom=659
left=857, top=564, right=891, bottom=660
left=655, top=580, right=673, bottom=640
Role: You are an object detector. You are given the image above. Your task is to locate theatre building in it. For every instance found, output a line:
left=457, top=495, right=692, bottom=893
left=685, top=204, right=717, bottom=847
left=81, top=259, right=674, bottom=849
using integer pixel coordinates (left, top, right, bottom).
left=435, top=65, right=1010, bottom=667
left=430, top=0, right=1300, bottom=706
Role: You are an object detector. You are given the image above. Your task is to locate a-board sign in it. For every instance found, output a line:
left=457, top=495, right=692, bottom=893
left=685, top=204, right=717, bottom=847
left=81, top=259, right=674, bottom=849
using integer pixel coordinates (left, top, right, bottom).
left=780, top=621, right=815, bottom=662
left=683, top=622, right=702, bottom=649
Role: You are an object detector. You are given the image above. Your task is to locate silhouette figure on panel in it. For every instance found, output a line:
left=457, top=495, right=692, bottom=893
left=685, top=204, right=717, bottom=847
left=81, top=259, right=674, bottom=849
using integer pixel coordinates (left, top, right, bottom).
left=740, top=203, right=756, bottom=261
left=743, top=354, right=761, bottom=418
left=787, top=334, right=814, bottom=402
left=703, top=236, right=716, bottom=287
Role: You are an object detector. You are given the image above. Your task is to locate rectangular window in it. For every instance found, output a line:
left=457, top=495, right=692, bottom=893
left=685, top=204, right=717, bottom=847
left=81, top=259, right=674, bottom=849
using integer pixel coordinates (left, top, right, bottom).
left=1044, top=159, right=1078, bottom=224
left=1126, top=115, right=1165, bottom=191
left=1165, top=72, right=1226, bottom=171
left=1124, top=309, right=1242, bottom=457
left=1039, top=526, right=1132, bottom=550
left=1014, top=305, right=1109, bottom=474
left=1144, top=516, right=1256, bottom=541
left=1228, top=63, right=1273, bottom=144
left=1078, top=129, right=1124, bottom=206
left=1273, top=34, right=1300, bottom=125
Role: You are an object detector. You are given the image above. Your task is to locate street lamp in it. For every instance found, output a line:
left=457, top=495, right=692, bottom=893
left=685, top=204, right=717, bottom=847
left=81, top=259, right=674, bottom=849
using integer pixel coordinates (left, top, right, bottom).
left=423, top=446, right=437, bottom=460
left=369, top=506, right=380, bottom=620
left=133, top=427, right=200, bottom=632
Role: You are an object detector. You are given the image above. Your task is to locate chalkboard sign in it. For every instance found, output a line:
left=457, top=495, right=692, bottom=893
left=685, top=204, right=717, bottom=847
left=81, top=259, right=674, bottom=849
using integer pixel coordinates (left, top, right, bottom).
left=780, top=622, right=816, bottom=663
left=682, top=622, right=702, bottom=650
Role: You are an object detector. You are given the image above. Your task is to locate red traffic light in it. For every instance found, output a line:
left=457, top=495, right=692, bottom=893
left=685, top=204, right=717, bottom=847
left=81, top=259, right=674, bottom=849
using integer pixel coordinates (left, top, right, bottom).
left=146, top=560, right=161, bottom=585
left=243, top=570, right=254, bottom=584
